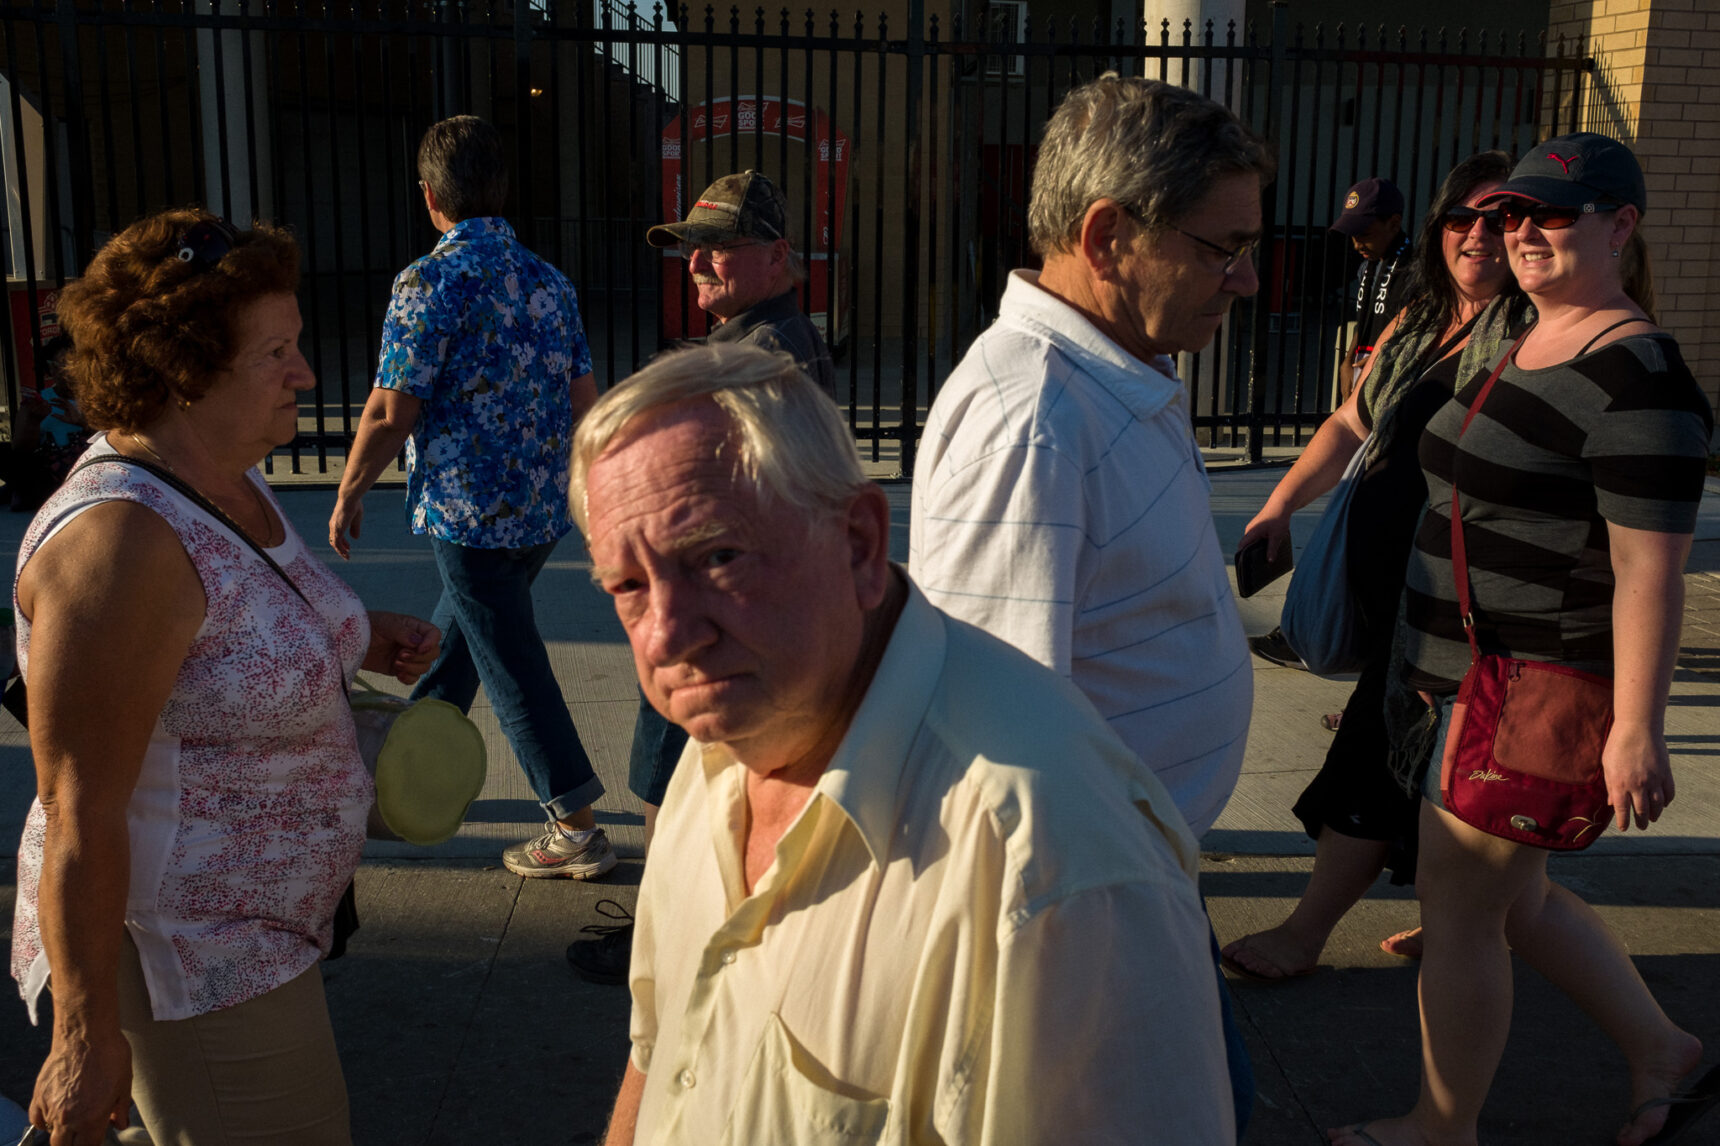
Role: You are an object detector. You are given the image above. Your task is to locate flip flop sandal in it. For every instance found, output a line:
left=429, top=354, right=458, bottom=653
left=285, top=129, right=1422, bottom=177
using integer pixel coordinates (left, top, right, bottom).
left=1379, top=927, right=1424, bottom=959
left=1321, top=712, right=1343, bottom=731
left=1219, top=942, right=1315, bottom=984
left=1636, top=1063, right=1720, bottom=1145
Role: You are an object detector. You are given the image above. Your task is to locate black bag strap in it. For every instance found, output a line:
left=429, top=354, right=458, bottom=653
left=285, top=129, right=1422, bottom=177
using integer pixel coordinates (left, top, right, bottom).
left=1449, top=326, right=1534, bottom=661
left=64, top=452, right=309, bottom=606
left=5, top=452, right=316, bottom=729
left=1575, top=316, right=1652, bottom=358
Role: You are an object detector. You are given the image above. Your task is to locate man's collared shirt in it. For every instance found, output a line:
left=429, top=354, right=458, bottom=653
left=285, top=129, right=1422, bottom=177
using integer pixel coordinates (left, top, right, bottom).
left=375, top=216, right=592, bottom=548
left=629, top=580, right=1233, bottom=1145
left=909, top=269, right=1253, bottom=837
left=706, top=288, right=836, bottom=398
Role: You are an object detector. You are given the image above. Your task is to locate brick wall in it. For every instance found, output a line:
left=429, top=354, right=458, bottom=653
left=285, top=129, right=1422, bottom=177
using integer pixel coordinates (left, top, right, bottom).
left=1548, top=0, right=1720, bottom=420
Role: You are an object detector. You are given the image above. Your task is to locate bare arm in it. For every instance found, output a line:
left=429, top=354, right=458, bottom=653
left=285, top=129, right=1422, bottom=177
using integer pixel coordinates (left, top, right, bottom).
left=604, top=1060, right=646, bottom=1146
left=329, top=387, right=422, bottom=559
left=1602, top=522, right=1692, bottom=831
left=20, top=502, right=205, bottom=1142
left=1241, top=311, right=1405, bottom=561
left=571, top=371, right=598, bottom=426
left=1239, top=383, right=1368, bottom=562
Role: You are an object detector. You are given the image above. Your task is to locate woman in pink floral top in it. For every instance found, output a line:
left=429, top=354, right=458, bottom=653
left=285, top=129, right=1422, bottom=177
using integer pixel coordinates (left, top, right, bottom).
left=12, top=210, right=440, bottom=1145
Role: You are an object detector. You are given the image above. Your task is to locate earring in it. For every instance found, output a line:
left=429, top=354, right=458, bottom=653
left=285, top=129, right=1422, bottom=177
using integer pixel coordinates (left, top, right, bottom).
left=1610, top=248, right=1621, bottom=258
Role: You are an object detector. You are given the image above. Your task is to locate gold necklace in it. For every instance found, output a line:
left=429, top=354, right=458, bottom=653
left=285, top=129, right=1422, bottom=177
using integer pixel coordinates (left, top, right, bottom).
left=129, top=433, right=279, bottom=548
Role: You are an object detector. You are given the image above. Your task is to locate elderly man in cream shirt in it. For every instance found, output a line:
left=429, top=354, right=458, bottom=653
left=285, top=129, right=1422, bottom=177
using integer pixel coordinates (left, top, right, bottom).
left=574, top=342, right=1233, bottom=1146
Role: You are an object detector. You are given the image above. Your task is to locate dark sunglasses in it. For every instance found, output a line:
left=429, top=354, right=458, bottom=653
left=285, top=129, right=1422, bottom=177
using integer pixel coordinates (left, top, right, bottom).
left=1439, top=206, right=1500, bottom=234
left=173, top=217, right=240, bottom=272
left=1487, top=199, right=1622, bottom=234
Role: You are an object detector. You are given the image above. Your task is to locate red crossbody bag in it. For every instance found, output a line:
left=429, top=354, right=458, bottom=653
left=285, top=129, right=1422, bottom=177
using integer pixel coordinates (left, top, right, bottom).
left=1438, top=332, right=1614, bottom=850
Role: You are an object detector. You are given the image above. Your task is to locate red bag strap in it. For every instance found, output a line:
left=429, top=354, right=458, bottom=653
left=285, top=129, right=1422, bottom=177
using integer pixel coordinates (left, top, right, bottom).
left=1449, top=326, right=1534, bottom=658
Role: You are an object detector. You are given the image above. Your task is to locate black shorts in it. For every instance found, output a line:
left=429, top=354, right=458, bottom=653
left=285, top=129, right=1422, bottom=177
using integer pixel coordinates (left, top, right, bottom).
left=1290, top=654, right=1422, bottom=885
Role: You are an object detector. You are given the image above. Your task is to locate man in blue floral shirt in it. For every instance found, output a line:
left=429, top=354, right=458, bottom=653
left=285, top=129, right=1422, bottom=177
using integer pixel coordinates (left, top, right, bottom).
left=331, top=115, right=613, bottom=879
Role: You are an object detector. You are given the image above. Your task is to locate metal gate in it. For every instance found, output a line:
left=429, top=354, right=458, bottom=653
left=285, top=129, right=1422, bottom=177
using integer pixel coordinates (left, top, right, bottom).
left=0, top=0, right=1592, bottom=473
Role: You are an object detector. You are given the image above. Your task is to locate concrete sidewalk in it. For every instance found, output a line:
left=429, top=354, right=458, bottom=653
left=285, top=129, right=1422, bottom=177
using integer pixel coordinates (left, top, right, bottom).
left=2, top=467, right=1717, bottom=1145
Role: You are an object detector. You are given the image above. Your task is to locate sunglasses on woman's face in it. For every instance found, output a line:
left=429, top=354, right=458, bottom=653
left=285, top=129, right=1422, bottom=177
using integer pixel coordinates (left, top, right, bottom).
left=1439, top=206, right=1499, bottom=234
left=1468, top=198, right=1623, bottom=235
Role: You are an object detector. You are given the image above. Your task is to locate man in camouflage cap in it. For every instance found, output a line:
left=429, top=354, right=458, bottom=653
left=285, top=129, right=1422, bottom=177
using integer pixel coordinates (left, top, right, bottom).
left=563, top=170, right=836, bottom=986
left=647, top=170, right=835, bottom=397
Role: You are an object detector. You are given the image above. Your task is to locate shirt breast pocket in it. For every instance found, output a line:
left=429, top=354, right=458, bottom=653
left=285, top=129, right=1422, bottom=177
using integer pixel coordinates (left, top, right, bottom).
left=720, top=1013, right=892, bottom=1145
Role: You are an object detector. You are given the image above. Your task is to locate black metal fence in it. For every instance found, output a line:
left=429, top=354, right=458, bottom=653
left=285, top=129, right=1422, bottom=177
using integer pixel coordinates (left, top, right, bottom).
left=0, top=0, right=1592, bottom=473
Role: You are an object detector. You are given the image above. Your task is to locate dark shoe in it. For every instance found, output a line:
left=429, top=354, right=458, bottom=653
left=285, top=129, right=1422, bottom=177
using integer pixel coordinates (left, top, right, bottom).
left=1248, top=627, right=1308, bottom=671
left=565, top=899, right=634, bottom=985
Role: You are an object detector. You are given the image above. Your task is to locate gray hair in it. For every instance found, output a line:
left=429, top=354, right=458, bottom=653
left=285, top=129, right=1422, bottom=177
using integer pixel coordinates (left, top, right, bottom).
left=570, top=342, right=867, bottom=535
left=1028, top=74, right=1274, bottom=256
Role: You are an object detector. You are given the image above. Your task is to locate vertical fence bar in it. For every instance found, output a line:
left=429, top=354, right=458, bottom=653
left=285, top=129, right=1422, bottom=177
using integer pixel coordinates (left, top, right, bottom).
left=1245, top=0, right=1287, bottom=462
left=920, top=11, right=937, bottom=431
left=867, top=12, right=885, bottom=458
left=894, top=0, right=921, bottom=471
left=122, top=0, right=149, bottom=215
left=94, top=14, right=122, bottom=234
left=1, top=0, right=41, bottom=417
left=847, top=8, right=863, bottom=442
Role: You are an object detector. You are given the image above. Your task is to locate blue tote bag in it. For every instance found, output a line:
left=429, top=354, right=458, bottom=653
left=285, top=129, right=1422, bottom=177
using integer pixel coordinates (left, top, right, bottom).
left=1279, top=436, right=1371, bottom=677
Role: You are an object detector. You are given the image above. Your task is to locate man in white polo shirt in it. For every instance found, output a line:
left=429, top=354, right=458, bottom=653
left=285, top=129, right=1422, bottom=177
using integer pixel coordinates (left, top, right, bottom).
left=910, top=73, right=1271, bottom=1135
left=912, top=74, right=1266, bottom=840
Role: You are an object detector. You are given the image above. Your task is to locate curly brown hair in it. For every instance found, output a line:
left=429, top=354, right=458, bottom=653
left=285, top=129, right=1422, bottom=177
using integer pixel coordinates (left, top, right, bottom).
left=55, top=208, right=301, bottom=433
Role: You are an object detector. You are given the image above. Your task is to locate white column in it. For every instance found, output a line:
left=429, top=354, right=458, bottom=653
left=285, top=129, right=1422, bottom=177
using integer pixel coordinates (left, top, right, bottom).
left=196, top=0, right=274, bottom=224
left=1144, top=0, right=1246, bottom=50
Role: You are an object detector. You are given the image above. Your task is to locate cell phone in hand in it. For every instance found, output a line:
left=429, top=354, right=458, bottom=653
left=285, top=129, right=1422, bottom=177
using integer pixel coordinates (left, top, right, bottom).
left=1234, top=536, right=1293, bottom=599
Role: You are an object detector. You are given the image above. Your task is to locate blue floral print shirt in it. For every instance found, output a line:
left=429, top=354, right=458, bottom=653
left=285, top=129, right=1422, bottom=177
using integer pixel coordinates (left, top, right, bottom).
left=374, top=217, right=593, bottom=548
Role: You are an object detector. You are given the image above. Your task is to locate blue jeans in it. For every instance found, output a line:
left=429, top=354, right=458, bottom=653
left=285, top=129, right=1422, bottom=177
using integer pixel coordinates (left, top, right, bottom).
left=1204, top=903, right=1254, bottom=1141
left=628, top=687, right=688, bottom=807
left=410, top=536, right=603, bottom=820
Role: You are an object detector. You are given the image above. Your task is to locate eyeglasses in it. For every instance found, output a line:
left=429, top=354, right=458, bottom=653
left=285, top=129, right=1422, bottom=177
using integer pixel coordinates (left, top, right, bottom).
left=1487, top=199, right=1623, bottom=234
left=173, top=218, right=239, bottom=273
left=676, top=239, right=764, bottom=265
left=1168, top=225, right=1259, bottom=277
left=1439, top=206, right=1499, bottom=234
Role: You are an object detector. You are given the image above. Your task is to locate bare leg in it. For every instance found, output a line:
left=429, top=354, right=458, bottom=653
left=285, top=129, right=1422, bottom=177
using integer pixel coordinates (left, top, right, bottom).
left=1222, top=828, right=1391, bottom=979
left=558, top=806, right=597, bottom=832
left=1330, top=801, right=1698, bottom=1146
left=1505, top=878, right=1701, bottom=1145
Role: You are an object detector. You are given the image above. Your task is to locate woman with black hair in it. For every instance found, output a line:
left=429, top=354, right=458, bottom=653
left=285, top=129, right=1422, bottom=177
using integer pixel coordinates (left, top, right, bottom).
left=1222, top=151, right=1522, bottom=981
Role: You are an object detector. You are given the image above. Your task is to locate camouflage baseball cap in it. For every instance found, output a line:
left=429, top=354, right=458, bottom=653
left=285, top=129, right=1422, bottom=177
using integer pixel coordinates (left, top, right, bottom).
left=647, top=170, right=788, bottom=247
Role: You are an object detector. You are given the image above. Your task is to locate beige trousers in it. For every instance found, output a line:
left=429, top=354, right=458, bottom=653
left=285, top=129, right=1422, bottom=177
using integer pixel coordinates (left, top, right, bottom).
left=116, top=933, right=352, bottom=1146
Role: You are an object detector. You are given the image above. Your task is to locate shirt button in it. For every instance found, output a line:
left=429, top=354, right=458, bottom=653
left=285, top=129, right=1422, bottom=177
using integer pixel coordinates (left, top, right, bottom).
left=679, top=1069, right=697, bottom=1089
left=720, top=950, right=736, bottom=965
